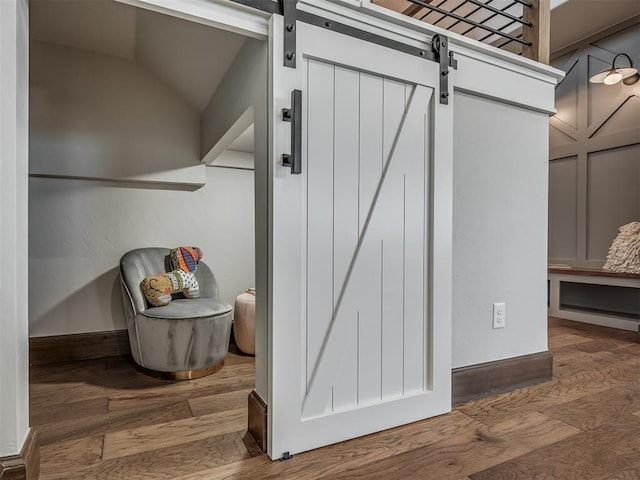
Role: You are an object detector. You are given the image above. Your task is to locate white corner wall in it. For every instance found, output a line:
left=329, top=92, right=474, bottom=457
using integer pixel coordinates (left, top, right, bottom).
left=0, top=0, right=30, bottom=457
left=452, top=92, right=549, bottom=368
left=29, top=166, right=255, bottom=337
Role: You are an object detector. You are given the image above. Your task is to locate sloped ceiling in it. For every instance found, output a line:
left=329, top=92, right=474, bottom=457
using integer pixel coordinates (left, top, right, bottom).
left=135, top=9, right=246, bottom=112
left=29, top=0, right=246, bottom=113
left=30, top=0, right=137, bottom=59
left=227, top=124, right=254, bottom=153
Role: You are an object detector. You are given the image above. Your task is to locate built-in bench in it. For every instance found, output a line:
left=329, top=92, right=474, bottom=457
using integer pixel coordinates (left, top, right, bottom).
left=548, top=266, right=640, bottom=332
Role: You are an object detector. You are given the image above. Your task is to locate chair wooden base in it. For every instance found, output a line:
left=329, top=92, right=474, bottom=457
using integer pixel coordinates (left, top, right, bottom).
left=133, top=359, right=224, bottom=380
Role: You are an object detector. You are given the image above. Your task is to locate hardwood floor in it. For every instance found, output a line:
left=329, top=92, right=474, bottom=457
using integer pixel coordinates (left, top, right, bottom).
left=31, top=319, right=640, bottom=480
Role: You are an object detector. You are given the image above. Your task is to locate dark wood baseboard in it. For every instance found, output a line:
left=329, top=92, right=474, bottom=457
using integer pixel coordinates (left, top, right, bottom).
left=452, top=351, right=553, bottom=405
left=29, top=330, right=130, bottom=366
left=0, top=429, right=39, bottom=480
left=247, top=390, right=267, bottom=453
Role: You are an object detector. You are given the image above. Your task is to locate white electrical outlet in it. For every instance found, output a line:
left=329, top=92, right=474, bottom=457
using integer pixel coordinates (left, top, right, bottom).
left=493, top=303, right=506, bottom=329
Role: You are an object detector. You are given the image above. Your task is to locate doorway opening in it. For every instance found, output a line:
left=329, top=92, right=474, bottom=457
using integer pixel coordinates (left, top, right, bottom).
left=28, top=0, right=268, bottom=475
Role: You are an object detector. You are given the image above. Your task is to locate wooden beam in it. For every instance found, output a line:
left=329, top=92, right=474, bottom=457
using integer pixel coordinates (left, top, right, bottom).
left=370, top=0, right=433, bottom=17
left=522, top=0, right=550, bottom=64
left=403, top=3, right=426, bottom=17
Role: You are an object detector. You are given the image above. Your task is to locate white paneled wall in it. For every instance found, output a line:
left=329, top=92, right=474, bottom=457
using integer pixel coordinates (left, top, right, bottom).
left=549, top=24, right=640, bottom=267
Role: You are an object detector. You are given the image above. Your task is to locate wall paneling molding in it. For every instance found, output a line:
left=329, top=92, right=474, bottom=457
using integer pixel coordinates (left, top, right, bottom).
left=549, top=20, right=640, bottom=268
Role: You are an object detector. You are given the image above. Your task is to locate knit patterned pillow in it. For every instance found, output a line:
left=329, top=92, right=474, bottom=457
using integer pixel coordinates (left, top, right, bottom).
left=140, top=246, right=203, bottom=307
left=170, top=246, right=203, bottom=273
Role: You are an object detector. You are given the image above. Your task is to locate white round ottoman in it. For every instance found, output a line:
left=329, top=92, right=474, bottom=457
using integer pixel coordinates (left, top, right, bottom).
left=234, top=288, right=255, bottom=355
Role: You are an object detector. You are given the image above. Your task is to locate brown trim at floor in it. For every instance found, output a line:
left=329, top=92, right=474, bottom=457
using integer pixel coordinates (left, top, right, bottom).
left=247, top=390, right=268, bottom=453
left=29, top=330, right=130, bottom=366
left=452, top=351, right=553, bottom=405
left=0, top=429, right=40, bottom=480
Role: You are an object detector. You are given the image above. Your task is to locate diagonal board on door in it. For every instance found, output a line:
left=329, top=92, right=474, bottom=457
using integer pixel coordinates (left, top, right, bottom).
left=303, top=59, right=433, bottom=419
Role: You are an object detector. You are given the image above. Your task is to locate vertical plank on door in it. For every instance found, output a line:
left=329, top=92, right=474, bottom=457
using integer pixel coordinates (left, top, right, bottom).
left=356, top=73, right=384, bottom=405
left=403, top=85, right=431, bottom=394
left=306, top=59, right=335, bottom=404
left=421, top=84, right=433, bottom=389
left=358, top=73, right=384, bottom=236
left=331, top=66, right=360, bottom=412
left=380, top=78, right=408, bottom=400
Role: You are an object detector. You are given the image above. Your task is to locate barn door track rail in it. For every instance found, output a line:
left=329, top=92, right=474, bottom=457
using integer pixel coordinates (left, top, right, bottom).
left=229, top=0, right=457, bottom=104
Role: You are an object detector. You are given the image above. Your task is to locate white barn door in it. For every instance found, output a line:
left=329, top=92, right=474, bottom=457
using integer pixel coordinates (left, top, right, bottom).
left=269, top=15, right=453, bottom=459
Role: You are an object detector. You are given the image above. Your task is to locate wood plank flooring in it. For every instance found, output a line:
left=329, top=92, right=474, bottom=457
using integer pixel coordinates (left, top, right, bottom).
left=31, top=318, right=640, bottom=480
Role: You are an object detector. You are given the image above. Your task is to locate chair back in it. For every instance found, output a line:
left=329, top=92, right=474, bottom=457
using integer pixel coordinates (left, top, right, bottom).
left=120, top=247, right=220, bottom=313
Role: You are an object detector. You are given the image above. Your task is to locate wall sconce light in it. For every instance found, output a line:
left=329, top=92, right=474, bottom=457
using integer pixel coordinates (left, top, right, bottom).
left=589, top=53, right=639, bottom=86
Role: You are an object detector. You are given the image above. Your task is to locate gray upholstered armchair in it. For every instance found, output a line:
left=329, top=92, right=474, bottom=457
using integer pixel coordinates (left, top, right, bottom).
left=120, top=247, right=233, bottom=380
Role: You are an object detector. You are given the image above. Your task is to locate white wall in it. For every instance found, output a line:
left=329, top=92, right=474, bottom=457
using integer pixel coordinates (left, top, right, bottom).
left=29, top=40, right=256, bottom=337
left=30, top=41, right=200, bottom=179
left=201, top=38, right=268, bottom=398
left=29, top=167, right=255, bottom=337
left=452, top=92, right=549, bottom=368
left=0, top=0, right=30, bottom=457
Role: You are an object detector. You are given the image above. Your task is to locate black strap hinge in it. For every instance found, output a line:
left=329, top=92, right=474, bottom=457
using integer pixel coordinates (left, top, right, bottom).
left=282, top=0, right=298, bottom=68
left=431, top=34, right=457, bottom=105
